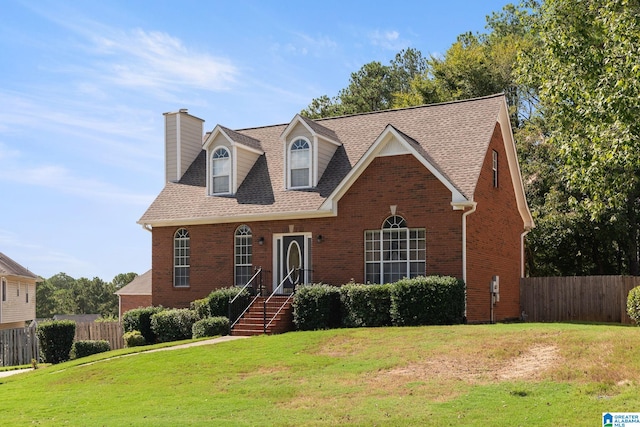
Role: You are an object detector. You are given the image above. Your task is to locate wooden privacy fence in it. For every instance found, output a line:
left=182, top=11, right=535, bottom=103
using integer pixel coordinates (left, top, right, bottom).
left=0, top=323, right=39, bottom=367
left=520, top=276, right=640, bottom=324
left=74, top=322, right=124, bottom=350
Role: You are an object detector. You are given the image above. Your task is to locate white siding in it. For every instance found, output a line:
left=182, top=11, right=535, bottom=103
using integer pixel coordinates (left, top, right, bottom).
left=0, top=277, right=36, bottom=326
left=317, top=138, right=339, bottom=182
left=164, top=114, right=178, bottom=182
left=164, top=110, right=204, bottom=183
left=236, top=150, right=261, bottom=192
left=179, top=114, right=204, bottom=179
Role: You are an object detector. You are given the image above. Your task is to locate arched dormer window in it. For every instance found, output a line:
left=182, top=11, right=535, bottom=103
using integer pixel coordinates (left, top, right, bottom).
left=211, top=147, right=231, bottom=194
left=174, top=228, right=190, bottom=287
left=289, top=138, right=311, bottom=188
left=234, top=225, right=253, bottom=286
left=364, top=215, right=426, bottom=284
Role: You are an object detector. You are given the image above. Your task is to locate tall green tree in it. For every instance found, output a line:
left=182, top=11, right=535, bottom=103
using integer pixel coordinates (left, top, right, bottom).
left=520, top=0, right=640, bottom=275
left=301, top=48, right=427, bottom=118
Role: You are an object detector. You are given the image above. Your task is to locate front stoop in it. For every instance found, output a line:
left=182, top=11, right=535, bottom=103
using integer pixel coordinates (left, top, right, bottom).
left=230, top=296, right=294, bottom=336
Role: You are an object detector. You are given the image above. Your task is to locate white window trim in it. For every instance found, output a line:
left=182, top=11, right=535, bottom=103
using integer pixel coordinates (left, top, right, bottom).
left=174, top=228, right=190, bottom=288
left=210, top=146, right=232, bottom=195
left=287, top=137, right=312, bottom=189
left=234, top=225, right=253, bottom=286
left=492, top=150, right=498, bottom=188
left=364, top=216, right=426, bottom=284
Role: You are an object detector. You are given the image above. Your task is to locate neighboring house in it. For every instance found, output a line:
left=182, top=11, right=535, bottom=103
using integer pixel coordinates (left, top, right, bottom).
left=0, top=252, right=38, bottom=330
left=114, top=270, right=152, bottom=320
left=138, top=94, right=534, bottom=323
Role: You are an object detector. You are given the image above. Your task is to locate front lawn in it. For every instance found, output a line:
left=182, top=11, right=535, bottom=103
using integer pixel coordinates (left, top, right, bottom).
left=0, top=323, right=638, bottom=426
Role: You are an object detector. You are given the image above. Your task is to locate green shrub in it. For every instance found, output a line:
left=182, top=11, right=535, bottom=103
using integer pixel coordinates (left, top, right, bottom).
left=122, top=306, right=165, bottom=344
left=36, top=320, right=76, bottom=364
left=207, top=287, right=251, bottom=317
left=340, top=283, right=392, bottom=328
left=292, top=284, right=341, bottom=331
left=151, top=308, right=198, bottom=342
left=123, top=330, right=147, bottom=347
left=71, top=340, right=111, bottom=359
left=190, top=298, right=211, bottom=320
left=390, top=276, right=465, bottom=326
left=192, top=316, right=230, bottom=338
left=627, top=286, right=640, bottom=324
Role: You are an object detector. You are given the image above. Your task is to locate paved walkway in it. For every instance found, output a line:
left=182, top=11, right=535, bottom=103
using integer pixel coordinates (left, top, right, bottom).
left=0, top=335, right=250, bottom=378
left=0, top=368, right=33, bottom=378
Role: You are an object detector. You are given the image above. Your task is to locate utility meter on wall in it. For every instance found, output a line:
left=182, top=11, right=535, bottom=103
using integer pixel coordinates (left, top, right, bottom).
left=491, top=276, right=500, bottom=303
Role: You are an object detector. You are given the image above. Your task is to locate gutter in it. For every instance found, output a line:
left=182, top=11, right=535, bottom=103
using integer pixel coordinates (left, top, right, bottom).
left=520, top=228, right=532, bottom=278
left=452, top=201, right=477, bottom=320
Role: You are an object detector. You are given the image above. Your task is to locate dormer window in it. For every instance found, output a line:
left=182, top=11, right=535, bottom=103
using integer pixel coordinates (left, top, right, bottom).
left=289, top=138, right=311, bottom=188
left=211, top=147, right=231, bottom=194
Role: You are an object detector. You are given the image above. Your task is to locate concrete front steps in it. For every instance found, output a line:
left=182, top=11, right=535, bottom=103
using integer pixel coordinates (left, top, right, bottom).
left=230, top=296, right=294, bottom=336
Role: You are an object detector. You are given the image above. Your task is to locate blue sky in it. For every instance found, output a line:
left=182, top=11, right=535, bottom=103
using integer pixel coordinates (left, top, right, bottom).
left=1, top=0, right=510, bottom=282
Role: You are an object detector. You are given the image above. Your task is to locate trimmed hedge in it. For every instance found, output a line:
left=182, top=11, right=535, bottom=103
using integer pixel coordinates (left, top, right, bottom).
left=190, top=298, right=211, bottom=320
left=207, top=287, right=251, bottom=317
left=122, top=306, right=165, bottom=344
left=71, top=340, right=111, bottom=359
left=192, top=316, right=230, bottom=338
left=123, top=330, right=146, bottom=347
left=390, top=276, right=465, bottom=326
left=292, top=284, right=341, bottom=331
left=628, top=286, right=640, bottom=324
left=151, top=308, right=198, bottom=342
left=36, top=320, right=76, bottom=364
left=340, top=283, right=392, bottom=328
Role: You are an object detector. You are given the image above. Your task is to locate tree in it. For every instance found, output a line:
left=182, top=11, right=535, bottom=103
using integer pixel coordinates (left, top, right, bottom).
left=301, top=48, right=428, bottom=118
left=520, top=0, right=640, bottom=275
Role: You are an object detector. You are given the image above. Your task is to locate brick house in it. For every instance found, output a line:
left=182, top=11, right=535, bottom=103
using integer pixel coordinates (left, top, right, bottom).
left=0, top=252, right=38, bottom=330
left=138, top=94, right=534, bottom=324
left=114, top=270, right=152, bottom=320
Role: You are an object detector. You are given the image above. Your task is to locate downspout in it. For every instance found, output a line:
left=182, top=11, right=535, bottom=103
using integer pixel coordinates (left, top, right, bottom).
left=520, top=229, right=531, bottom=278
left=460, top=202, right=477, bottom=286
left=453, top=201, right=477, bottom=321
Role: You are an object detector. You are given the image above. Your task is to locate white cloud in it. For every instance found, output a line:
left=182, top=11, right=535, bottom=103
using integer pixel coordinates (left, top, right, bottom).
left=88, top=28, right=238, bottom=92
left=0, top=162, right=154, bottom=206
left=368, top=29, right=407, bottom=51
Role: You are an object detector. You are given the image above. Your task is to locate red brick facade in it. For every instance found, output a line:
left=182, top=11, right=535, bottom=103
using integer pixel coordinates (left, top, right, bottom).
left=150, top=125, right=526, bottom=323
left=466, top=124, right=524, bottom=322
left=119, top=295, right=152, bottom=319
left=152, top=154, right=468, bottom=309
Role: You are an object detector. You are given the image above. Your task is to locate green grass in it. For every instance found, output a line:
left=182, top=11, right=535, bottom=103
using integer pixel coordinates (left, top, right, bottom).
left=0, top=323, right=638, bottom=426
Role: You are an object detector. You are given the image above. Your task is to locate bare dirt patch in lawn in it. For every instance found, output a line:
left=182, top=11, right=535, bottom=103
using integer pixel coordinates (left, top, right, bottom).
left=384, top=344, right=562, bottom=385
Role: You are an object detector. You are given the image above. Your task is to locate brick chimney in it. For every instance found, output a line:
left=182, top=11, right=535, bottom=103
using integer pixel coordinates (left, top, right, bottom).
left=163, top=109, right=204, bottom=183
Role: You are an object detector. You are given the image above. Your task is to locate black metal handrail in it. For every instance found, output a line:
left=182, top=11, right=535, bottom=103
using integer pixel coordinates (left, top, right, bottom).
left=229, top=267, right=262, bottom=329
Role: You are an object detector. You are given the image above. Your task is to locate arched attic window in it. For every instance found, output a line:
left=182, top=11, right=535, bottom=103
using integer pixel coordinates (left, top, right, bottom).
left=365, top=215, right=426, bottom=284
left=211, top=147, right=231, bottom=194
left=289, top=138, right=311, bottom=188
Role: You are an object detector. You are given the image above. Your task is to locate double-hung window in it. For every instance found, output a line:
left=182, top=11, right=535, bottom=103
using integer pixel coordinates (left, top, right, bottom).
left=211, top=147, right=231, bottom=194
left=289, top=139, right=310, bottom=188
left=365, top=215, right=426, bottom=283
left=174, top=228, right=190, bottom=287
left=234, top=225, right=253, bottom=286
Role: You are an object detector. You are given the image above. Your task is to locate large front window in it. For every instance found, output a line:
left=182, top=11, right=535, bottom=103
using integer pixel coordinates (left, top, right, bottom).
left=289, top=139, right=310, bottom=188
left=174, top=228, right=190, bottom=287
left=211, top=147, right=231, bottom=194
left=365, top=215, right=426, bottom=283
left=235, top=225, right=253, bottom=286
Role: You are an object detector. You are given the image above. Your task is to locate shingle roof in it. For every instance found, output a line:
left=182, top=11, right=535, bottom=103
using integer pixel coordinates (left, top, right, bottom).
left=0, top=252, right=38, bottom=279
left=139, top=94, right=506, bottom=225
left=218, top=126, right=263, bottom=152
left=115, top=270, right=151, bottom=295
